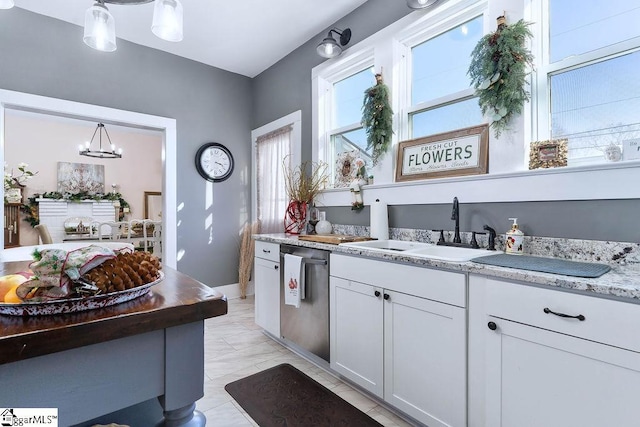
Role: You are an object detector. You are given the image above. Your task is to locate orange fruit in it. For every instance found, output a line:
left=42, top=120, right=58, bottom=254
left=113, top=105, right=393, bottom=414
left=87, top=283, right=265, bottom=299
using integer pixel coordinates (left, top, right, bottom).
left=0, top=273, right=29, bottom=301
left=3, top=284, right=23, bottom=304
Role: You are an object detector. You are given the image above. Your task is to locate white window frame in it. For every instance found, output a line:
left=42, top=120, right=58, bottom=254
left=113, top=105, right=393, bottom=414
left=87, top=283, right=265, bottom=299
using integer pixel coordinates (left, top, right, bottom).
left=395, top=0, right=488, bottom=143
left=312, top=0, right=640, bottom=208
left=313, top=48, right=375, bottom=187
left=251, top=110, right=302, bottom=224
left=530, top=0, right=640, bottom=154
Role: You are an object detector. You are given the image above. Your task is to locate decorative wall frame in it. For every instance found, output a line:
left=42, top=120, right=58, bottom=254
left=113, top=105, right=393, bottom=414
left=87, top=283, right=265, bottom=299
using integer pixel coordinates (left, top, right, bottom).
left=144, top=191, right=162, bottom=221
left=57, top=162, right=105, bottom=194
left=395, top=125, right=489, bottom=182
left=529, top=139, right=568, bottom=169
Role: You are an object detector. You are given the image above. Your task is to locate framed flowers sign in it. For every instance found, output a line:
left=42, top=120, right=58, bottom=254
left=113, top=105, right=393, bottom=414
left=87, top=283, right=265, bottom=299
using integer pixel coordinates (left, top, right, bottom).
left=395, top=125, right=489, bottom=182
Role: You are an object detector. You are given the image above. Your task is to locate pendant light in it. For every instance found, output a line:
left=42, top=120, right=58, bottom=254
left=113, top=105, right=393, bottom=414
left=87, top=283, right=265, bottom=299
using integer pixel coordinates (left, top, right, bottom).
left=0, top=0, right=14, bottom=9
left=84, top=1, right=117, bottom=52
left=152, top=0, right=184, bottom=42
left=83, top=0, right=184, bottom=53
left=79, top=123, right=123, bottom=159
left=406, top=0, right=439, bottom=10
left=316, top=28, right=352, bottom=59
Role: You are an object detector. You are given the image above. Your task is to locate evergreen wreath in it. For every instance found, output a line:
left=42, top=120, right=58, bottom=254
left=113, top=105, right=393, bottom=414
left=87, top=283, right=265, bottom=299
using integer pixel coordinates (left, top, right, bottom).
left=468, top=16, right=534, bottom=138
left=362, top=73, right=393, bottom=166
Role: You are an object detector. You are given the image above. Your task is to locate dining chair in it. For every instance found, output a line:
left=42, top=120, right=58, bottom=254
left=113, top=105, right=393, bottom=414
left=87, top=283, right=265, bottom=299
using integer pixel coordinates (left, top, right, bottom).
left=34, top=224, right=53, bottom=244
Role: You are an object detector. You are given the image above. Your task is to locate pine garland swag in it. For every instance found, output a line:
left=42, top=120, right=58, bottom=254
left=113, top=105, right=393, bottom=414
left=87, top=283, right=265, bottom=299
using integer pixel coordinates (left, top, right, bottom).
left=362, top=73, right=393, bottom=165
left=468, top=17, right=534, bottom=138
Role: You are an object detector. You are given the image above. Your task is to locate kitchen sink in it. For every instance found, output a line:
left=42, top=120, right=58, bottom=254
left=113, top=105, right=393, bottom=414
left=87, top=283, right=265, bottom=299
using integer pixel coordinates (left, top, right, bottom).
left=339, top=239, right=432, bottom=252
left=339, top=239, right=500, bottom=262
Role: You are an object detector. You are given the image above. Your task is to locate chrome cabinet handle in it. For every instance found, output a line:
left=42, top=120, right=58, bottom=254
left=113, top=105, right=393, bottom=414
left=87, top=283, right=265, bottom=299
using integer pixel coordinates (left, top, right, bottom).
left=543, top=307, right=585, bottom=321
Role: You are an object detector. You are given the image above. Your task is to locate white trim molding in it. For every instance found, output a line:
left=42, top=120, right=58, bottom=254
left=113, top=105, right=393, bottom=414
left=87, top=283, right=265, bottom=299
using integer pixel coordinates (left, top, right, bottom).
left=0, top=89, right=178, bottom=269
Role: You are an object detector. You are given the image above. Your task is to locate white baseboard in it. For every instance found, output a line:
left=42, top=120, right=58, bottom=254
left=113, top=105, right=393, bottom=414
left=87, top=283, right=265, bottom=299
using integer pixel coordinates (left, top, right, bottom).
left=214, top=281, right=255, bottom=300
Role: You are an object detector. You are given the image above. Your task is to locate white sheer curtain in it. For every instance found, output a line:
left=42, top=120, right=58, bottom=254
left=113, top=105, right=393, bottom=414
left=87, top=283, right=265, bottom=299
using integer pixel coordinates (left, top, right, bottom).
left=256, top=125, right=292, bottom=233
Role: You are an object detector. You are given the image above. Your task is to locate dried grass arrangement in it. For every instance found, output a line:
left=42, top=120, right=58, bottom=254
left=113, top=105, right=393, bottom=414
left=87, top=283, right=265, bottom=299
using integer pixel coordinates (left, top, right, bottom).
left=283, top=159, right=328, bottom=203
left=238, top=221, right=259, bottom=299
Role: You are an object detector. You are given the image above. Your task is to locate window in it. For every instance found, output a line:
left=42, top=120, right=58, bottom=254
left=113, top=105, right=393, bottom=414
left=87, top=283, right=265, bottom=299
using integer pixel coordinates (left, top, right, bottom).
left=407, top=15, right=484, bottom=139
left=317, top=59, right=375, bottom=188
left=537, top=0, right=640, bottom=165
left=251, top=111, right=301, bottom=233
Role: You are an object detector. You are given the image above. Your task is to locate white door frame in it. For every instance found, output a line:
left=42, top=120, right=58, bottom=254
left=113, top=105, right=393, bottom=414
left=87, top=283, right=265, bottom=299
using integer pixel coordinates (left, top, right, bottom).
left=0, top=89, right=177, bottom=268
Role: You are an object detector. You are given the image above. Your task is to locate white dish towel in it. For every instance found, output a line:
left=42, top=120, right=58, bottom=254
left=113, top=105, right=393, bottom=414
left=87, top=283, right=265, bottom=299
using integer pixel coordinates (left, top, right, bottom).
left=284, top=254, right=305, bottom=308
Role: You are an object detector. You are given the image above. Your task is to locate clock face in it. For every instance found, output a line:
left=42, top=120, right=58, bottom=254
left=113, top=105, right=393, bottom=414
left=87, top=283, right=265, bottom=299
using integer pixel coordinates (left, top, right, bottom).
left=195, top=143, right=234, bottom=182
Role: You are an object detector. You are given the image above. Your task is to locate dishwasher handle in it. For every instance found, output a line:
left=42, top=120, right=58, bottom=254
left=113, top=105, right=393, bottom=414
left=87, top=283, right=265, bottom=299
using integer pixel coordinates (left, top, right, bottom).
left=280, top=254, right=327, bottom=266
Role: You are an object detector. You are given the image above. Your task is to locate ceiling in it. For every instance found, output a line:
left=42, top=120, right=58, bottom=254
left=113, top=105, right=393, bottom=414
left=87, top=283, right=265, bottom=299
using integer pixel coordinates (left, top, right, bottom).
left=13, top=0, right=369, bottom=78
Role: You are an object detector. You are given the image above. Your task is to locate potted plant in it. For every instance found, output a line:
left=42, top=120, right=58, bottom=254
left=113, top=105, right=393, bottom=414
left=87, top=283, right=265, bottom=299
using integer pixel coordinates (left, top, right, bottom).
left=4, top=162, right=37, bottom=204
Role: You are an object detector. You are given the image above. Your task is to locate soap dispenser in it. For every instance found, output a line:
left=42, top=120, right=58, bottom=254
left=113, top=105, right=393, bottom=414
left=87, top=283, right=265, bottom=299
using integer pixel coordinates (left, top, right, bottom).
left=505, top=218, right=524, bottom=255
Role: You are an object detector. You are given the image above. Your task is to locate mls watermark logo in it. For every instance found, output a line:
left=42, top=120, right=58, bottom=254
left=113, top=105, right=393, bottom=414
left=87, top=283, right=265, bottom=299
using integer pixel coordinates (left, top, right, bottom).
left=0, top=408, right=58, bottom=427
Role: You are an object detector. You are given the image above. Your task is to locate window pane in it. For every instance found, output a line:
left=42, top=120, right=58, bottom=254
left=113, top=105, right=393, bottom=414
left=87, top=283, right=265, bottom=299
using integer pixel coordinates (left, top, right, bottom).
left=411, top=98, right=484, bottom=138
left=550, top=1, right=640, bottom=63
left=333, top=68, right=375, bottom=129
left=550, top=51, right=640, bottom=161
left=333, top=127, right=370, bottom=160
left=412, top=16, right=482, bottom=105
left=331, top=127, right=372, bottom=188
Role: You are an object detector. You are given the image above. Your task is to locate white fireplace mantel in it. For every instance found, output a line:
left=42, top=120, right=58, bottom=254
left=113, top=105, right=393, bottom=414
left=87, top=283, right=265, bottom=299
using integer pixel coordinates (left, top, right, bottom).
left=37, top=198, right=117, bottom=243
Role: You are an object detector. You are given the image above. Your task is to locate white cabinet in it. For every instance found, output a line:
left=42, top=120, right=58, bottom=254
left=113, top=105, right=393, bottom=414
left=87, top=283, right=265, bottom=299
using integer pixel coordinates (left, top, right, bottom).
left=330, top=254, right=467, bottom=427
left=254, top=241, right=280, bottom=337
left=469, top=275, right=640, bottom=427
left=330, top=276, right=384, bottom=396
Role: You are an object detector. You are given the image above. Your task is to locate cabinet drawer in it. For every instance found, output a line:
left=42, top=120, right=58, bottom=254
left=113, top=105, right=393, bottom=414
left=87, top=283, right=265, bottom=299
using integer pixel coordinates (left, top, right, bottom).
left=255, top=241, right=279, bottom=262
left=331, top=254, right=466, bottom=307
left=484, top=277, right=640, bottom=353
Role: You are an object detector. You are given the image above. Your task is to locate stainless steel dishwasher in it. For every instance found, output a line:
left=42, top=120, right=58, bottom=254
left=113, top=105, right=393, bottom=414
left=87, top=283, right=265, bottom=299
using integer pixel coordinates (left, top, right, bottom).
left=280, top=244, right=330, bottom=362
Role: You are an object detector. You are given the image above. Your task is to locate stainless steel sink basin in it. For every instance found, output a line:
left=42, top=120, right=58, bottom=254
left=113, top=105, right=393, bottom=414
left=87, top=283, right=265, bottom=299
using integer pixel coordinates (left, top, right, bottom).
left=339, top=240, right=499, bottom=262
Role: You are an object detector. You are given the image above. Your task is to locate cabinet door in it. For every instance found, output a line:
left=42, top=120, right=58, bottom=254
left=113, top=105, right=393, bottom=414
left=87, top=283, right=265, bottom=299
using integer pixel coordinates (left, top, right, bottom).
left=485, top=316, right=640, bottom=427
left=384, top=290, right=467, bottom=427
left=330, top=276, right=383, bottom=397
left=254, top=257, right=280, bottom=337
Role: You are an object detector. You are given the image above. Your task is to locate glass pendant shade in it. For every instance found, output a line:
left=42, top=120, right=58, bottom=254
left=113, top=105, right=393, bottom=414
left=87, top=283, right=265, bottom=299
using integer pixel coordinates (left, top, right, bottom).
left=317, top=36, right=341, bottom=59
left=406, top=0, right=439, bottom=9
left=83, top=2, right=117, bottom=52
left=152, top=0, right=183, bottom=42
left=0, top=0, right=14, bottom=10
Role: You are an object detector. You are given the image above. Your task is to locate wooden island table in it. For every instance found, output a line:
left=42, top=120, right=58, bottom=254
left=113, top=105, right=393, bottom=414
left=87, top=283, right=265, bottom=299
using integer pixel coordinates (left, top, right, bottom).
left=0, top=260, right=228, bottom=427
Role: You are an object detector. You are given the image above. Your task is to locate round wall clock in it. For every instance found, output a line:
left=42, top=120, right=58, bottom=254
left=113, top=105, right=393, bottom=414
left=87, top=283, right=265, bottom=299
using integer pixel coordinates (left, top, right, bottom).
left=195, top=142, right=234, bottom=182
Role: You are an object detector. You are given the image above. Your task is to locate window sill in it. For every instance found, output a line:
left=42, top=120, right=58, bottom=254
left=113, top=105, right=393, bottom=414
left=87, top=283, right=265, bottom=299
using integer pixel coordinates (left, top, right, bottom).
left=317, top=160, right=640, bottom=206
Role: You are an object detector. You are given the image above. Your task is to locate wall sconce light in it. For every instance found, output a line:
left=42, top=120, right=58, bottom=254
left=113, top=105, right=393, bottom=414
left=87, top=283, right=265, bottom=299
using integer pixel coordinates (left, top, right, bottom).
left=84, top=0, right=183, bottom=53
left=316, top=27, right=352, bottom=59
left=79, top=123, right=123, bottom=159
left=0, top=0, right=14, bottom=10
left=406, top=0, right=440, bottom=10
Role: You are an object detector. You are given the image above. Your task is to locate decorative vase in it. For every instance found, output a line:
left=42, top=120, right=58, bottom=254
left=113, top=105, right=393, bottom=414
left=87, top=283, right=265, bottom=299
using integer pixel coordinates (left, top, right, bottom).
left=284, top=200, right=308, bottom=235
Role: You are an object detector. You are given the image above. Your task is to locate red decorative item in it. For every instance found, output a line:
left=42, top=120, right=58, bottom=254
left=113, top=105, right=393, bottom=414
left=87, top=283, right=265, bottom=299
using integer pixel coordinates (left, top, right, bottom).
left=284, top=201, right=307, bottom=235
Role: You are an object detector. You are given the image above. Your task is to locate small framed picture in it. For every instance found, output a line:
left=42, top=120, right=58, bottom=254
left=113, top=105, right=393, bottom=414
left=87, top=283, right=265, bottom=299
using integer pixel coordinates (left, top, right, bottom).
left=529, top=139, right=568, bottom=169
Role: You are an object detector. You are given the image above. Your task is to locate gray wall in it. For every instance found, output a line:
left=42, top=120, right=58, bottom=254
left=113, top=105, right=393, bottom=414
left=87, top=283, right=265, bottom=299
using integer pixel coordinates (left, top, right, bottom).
left=0, top=8, right=252, bottom=286
left=252, top=0, right=411, bottom=163
left=252, top=1, right=640, bottom=243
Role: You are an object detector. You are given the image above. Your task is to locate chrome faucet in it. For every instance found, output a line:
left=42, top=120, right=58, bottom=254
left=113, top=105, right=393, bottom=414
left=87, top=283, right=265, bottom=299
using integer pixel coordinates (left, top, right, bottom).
left=451, top=197, right=461, bottom=243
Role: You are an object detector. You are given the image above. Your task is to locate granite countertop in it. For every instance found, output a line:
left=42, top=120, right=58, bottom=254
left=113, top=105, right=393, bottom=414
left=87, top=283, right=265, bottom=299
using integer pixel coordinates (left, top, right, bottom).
left=255, top=233, right=640, bottom=303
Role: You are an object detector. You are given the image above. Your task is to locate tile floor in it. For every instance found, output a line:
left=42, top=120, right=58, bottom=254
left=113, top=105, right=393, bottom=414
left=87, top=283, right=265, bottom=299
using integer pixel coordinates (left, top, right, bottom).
left=196, top=295, right=415, bottom=426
